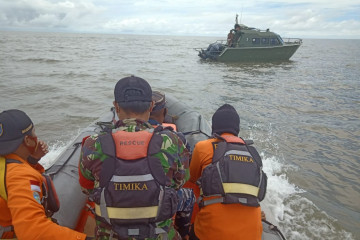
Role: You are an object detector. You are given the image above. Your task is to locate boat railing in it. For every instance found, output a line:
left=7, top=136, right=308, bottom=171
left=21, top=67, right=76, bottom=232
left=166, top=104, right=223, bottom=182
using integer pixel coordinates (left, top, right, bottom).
left=282, top=38, right=302, bottom=44
left=193, top=39, right=228, bottom=52
left=215, top=39, right=227, bottom=45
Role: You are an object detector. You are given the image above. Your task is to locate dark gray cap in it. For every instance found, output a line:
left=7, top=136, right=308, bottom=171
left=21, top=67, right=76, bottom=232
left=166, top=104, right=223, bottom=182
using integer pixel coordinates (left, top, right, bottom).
left=114, top=75, right=152, bottom=103
left=0, top=109, right=33, bottom=155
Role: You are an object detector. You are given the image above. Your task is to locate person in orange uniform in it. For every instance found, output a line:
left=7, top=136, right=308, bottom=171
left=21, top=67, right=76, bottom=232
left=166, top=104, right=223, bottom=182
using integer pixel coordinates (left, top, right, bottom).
left=189, top=104, right=267, bottom=240
left=0, top=109, right=88, bottom=240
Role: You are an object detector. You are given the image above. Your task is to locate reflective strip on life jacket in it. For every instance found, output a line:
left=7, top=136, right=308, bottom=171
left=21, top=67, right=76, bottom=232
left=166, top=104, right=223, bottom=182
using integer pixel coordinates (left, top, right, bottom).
left=94, top=204, right=158, bottom=219
left=0, top=156, right=7, bottom=201
left=222, top=183, right=259, bottom=197
left=224, top=150, right=252, bottom=157
left=110, top=174, right=154, bottom=182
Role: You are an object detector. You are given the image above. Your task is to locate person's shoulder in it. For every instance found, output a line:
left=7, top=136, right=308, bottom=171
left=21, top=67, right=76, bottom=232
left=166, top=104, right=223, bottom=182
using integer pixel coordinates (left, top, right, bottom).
left=194, top=138, right=213, bottom=148
left=157, top=128, right=189, bottom=149
left=83, top=132, right=106, bottom=146
left=157, top=126, right=177, bottom=136
left=6, top=160, right=42, bottom=181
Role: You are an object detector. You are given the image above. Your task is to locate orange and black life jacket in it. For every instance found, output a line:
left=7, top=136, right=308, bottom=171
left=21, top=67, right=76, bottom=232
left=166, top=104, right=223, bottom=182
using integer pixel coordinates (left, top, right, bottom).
left=90, top=126, right=178, bottom=239
left=198, top=134, right=267, bottom=208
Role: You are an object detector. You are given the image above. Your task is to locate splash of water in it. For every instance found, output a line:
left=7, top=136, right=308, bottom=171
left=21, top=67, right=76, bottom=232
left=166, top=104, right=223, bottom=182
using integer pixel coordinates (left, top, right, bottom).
left=39, top=141, right=68, bottom=170
left=261, top=153, right=355, bottom=240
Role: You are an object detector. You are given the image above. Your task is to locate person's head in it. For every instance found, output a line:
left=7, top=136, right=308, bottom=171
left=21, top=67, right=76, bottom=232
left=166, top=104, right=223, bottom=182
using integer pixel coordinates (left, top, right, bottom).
left=211, top=104, right=240, bottom=136
left=150, top=91, right=167, bottom=124
left=234, top=24, right=241, bottom=30
left=113, top=75, right=154, bottom=121
left=0, top=109, right=39, bottom=158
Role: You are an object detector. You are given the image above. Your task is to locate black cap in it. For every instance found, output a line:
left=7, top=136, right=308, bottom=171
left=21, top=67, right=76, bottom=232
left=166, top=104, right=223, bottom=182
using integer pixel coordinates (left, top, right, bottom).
left=212, top=104, right=240, bottom=136
left=152, top=91, right=166, bottom=111
left=0, top=109, right=34, bottom=155
left=114, top=75, right=152, bottom=103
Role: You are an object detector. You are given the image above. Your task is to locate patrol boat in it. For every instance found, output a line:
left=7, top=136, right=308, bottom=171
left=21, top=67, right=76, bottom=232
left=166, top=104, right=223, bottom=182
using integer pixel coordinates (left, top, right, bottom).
left=196, top=15, right=302, bottom=62
left=46, top=94, right=287, bottom=240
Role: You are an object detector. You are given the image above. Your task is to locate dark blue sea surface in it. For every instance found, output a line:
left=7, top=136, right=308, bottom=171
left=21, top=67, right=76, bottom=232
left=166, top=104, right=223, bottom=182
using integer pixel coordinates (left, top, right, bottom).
left=0, top=31, right=359, bottom=239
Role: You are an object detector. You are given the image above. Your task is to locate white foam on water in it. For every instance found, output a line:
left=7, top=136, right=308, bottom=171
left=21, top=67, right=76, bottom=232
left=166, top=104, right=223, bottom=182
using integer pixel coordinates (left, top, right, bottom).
left=39, top=140, right=69, bottom=170
left=39, top=128, right=84, bottom=170
left=260, top=153, right=355, bottom=240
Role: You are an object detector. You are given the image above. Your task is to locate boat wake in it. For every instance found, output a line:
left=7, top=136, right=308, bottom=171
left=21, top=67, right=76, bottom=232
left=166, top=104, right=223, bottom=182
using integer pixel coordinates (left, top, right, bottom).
left=261, top=154, right=355, bottom=240
left=40, top=141, right=68, bottom=170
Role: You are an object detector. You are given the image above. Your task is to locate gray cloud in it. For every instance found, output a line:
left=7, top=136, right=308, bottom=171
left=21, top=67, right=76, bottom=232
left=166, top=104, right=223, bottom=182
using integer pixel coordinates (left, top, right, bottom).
left=0, top=0, right=359, bottom=38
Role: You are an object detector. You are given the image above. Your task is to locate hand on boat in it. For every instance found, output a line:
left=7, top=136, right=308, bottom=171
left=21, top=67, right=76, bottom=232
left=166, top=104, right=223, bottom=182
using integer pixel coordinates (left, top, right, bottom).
left=261, top=211, right=266, bottom=220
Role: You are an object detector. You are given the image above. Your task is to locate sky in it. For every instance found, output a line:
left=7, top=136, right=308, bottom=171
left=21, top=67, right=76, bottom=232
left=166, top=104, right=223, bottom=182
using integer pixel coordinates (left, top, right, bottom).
left=0, top=0, right=360, bottom=39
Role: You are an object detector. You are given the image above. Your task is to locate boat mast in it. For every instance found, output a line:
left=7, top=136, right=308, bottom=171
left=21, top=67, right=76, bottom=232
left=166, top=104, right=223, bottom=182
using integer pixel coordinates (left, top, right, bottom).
left=236, top=14, right=238, bottom=24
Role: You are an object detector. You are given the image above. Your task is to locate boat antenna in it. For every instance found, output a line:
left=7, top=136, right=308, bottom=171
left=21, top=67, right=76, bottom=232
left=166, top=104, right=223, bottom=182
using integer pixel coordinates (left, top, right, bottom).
left=235, top=14, right=238, bottom=24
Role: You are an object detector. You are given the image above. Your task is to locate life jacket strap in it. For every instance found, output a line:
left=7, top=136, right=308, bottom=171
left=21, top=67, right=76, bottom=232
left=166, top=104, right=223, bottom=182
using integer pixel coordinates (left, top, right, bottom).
left=199, top=197, right=224, bottom=208
left=0, top=157, right=22, bottom=201
left=0, top=156, right=7, bottom=201
left=41, top=174, right=60, bottom=217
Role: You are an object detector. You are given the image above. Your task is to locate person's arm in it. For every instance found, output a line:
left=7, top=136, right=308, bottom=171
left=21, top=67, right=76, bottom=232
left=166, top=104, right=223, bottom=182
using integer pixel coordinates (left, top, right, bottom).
left=175, top=188, right=195, bottom=239
left=158, top=131, right=190, bottom=190
left=7, top=166, right=86, bottom=240
left=189, top=141, right=207, bottom=184
left=78, top=135, right=102, bottom=194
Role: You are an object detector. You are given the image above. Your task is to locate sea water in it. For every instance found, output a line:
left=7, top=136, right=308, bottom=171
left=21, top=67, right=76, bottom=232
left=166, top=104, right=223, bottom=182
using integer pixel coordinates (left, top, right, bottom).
left=1, top=31, right=359, bottom=239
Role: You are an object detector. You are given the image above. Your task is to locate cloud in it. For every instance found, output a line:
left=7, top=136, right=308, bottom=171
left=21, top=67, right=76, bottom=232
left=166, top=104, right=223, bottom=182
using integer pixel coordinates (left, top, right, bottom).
left=0, top=0, right=105, bottom=30
left=0, top=0, right=359, bottom=38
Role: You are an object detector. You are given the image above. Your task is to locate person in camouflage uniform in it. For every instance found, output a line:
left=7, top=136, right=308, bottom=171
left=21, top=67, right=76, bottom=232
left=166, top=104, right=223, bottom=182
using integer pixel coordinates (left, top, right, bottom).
left=78, top=76, right=190, bottom=240
left=149, top=91, right=195, bottom=239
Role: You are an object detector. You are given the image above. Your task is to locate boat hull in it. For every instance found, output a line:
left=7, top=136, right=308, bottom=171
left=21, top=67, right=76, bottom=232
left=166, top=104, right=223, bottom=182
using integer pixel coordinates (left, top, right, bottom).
left=217, top=44, right=301, bottom=62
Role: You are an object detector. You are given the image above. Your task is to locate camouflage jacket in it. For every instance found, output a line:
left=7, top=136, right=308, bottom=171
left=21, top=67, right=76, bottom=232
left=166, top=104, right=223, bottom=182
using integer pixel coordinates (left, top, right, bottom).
left=79, top=118, right=190, bottom=240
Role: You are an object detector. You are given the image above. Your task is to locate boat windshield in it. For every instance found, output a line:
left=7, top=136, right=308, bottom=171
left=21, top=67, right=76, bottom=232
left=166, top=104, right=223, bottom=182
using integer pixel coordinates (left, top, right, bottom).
left=277, top=35, right=285, bottom=45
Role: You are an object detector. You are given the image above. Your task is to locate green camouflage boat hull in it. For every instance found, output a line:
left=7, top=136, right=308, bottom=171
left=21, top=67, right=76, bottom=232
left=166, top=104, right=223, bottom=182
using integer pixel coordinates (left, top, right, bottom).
left=217, top=44, right=301, bottom=62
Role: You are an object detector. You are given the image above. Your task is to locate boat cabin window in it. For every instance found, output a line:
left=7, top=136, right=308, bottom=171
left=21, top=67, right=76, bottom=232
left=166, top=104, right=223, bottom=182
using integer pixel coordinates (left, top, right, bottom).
left=278, top=36, right=285, bottom=44
left=261, top=38, right=269, bottom=44
left=270, top=38, right=280, bottom=45
left=252, top=38, right=260, bottom=44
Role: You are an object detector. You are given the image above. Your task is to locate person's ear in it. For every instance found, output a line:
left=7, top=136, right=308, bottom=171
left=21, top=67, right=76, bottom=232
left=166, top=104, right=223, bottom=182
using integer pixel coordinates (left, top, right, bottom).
left=23, top=135, right=35, bottom=147
left=149, top=101, right=155, bottom=112
left=113, top=101, right=120, bottom=114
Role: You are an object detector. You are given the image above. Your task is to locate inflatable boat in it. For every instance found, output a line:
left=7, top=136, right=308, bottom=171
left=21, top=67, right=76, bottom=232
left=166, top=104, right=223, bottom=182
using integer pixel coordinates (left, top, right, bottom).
left=46, top=95, right=286, bottom=240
